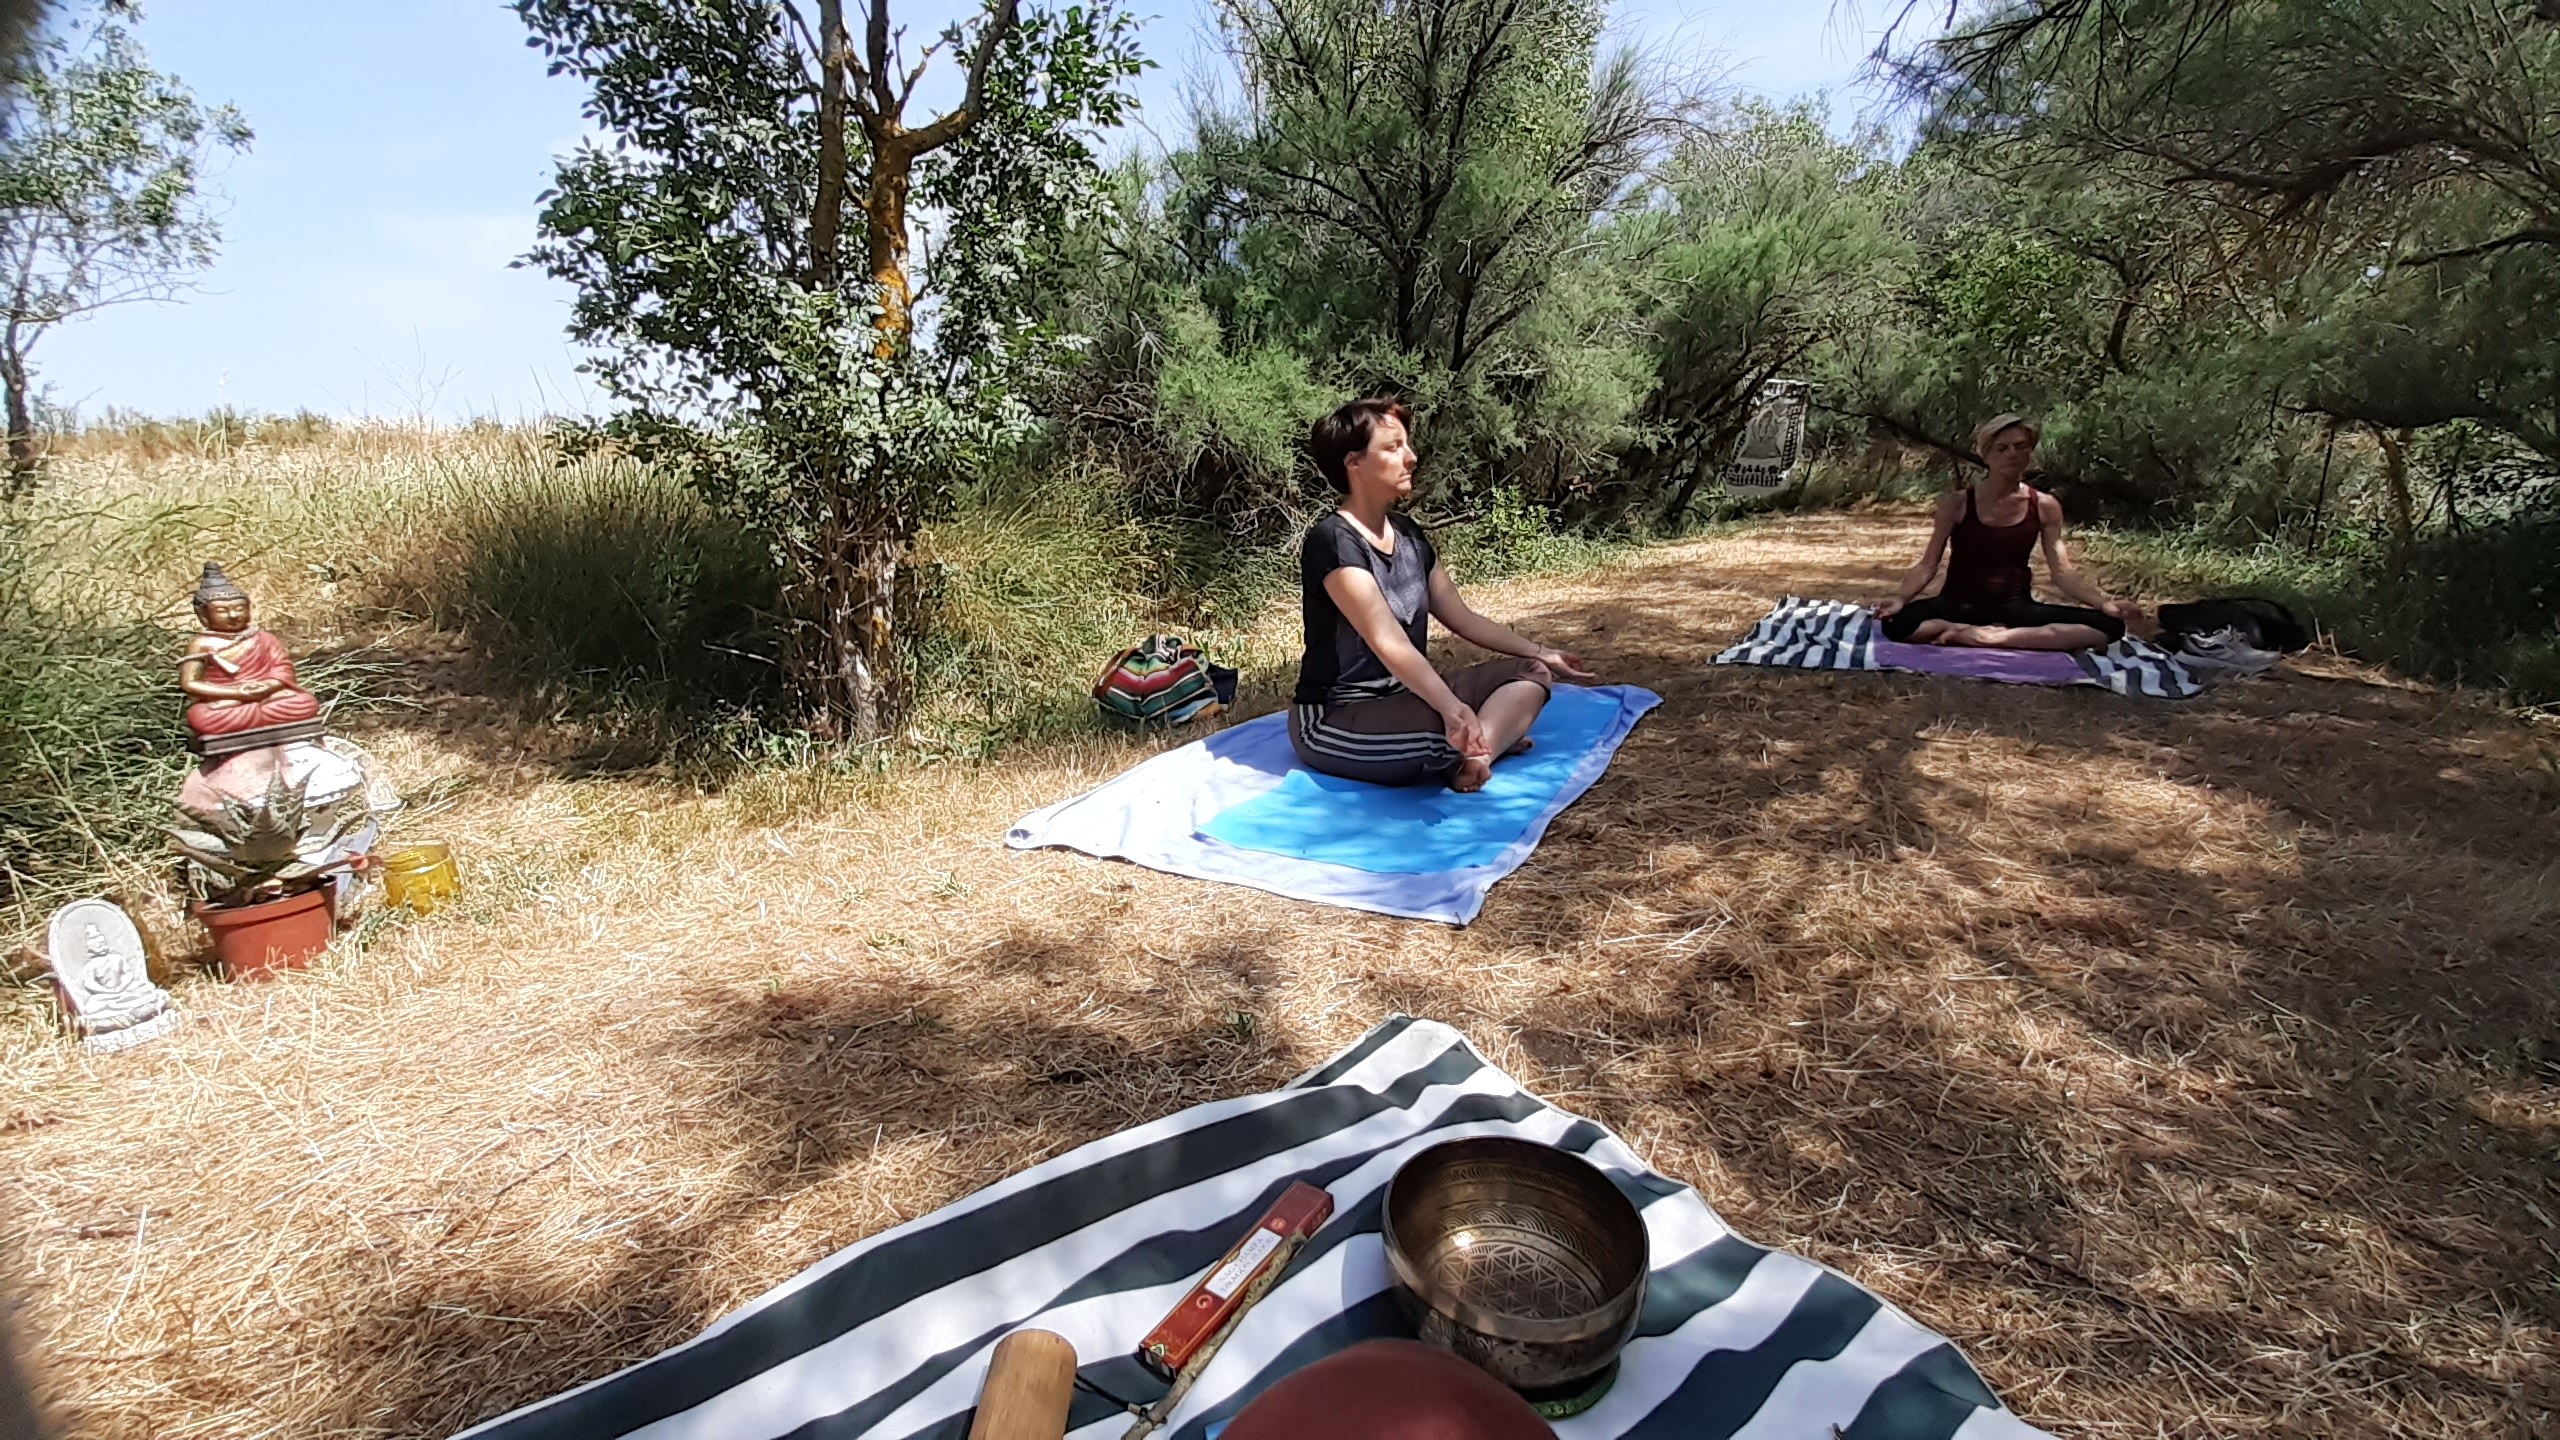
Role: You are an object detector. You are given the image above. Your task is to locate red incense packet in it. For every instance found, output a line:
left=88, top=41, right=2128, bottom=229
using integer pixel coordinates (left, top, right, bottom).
left=1138, top=1181, right=1334, bottom=1380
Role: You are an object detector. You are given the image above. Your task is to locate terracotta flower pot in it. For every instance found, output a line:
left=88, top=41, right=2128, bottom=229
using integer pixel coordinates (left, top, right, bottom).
left=195, top=887, right=333, bottom=981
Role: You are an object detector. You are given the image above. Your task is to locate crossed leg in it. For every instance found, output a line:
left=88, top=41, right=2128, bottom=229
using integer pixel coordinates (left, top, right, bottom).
left=1293, top=658, right=1556, bottom=790
left=1930, top=621, right=2112, bottom=651
left=1452, top=678, right=1553, bottom=792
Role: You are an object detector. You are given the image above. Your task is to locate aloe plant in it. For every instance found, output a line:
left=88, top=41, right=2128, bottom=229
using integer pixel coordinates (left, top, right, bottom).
left=167, top=771, right=367, bottom=902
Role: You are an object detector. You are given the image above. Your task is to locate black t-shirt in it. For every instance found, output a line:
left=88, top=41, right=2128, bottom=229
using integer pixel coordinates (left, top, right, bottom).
left=1295, top=511, right=1438, bottom=706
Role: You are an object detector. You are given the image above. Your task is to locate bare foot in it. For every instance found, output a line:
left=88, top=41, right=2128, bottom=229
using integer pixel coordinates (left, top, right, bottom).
left=1452, top=756, right=1493, bottom=792
left=1505, top=736, right=1535, bottom=758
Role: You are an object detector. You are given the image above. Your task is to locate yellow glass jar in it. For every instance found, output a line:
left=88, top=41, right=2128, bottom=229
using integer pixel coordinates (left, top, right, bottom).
left=380, top=842, right=461, bottom=915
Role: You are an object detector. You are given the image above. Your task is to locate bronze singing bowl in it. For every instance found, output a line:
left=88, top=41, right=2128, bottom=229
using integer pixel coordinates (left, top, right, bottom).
left=1382, top=1137, right=1649, bottom=1392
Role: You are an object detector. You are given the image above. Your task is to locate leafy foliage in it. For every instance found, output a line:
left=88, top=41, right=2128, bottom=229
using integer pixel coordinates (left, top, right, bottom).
left=428, top=448, right=779, bottom=712
left=1034, top=0, right=1676, bottom=527
left=1906, top=0, right=2560, bottom=252
left=1194, top=0, right=1655, bottom=377
left=1611, top=103, right=1908, bottom=522
left=0, top=1, right=248, bottom=492
left=517, top=0, right=1142, bottom=740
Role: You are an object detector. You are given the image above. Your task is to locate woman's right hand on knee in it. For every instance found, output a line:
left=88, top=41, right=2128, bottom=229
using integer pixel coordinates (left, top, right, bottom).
left=1875, top=596, right=1907, bottom=619
left=1442, top=703, right=1492, bottom=761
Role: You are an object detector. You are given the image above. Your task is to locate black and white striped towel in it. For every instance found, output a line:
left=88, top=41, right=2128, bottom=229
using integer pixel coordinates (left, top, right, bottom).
left=459, top=1016, right=2048, bottom=1440
left=1716, top=597, right=2204, bottom=699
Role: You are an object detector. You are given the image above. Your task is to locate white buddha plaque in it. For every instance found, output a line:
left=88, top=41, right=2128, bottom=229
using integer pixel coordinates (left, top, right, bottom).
left=45, top=898, right=179, bottom=1054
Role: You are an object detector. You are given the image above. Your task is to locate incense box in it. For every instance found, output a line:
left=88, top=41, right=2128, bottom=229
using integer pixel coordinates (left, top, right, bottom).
left=1138, top=1181, right=1334, bottom=1380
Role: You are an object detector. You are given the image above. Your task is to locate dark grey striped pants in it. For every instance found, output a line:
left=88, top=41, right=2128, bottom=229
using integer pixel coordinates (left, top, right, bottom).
left=1289, top=659, right=1551, bottom=787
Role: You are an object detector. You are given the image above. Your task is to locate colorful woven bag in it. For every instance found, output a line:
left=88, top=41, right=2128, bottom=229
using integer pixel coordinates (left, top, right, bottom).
left=1093, top=635, right=1236, bottom=726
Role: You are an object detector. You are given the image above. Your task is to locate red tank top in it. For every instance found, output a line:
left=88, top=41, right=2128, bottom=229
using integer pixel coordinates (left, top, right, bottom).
left=1942, top=485, right=2041, bottom=604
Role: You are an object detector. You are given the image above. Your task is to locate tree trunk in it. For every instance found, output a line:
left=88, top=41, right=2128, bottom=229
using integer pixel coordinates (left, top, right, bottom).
left=769, top=0, right=1013, bottom=747
left=782, top=480, right=917, bottom=745
left=2305, top=420, right=2336, bottom=552
left=2375, top=423, right=2414, bottom=573
left=863, top=148, right=915, bottom=350
left=1652, top=420, right=1724, bottom=528
left=1658, top=462, right=1713, bottom=529
left=1, top=343, right=35, bottom=500
left=2105, top=284, right=2139, bottom=372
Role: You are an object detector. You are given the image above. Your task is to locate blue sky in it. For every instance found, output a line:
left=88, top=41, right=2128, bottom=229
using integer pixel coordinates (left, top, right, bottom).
left=41, top=1, right=1918, bottom=422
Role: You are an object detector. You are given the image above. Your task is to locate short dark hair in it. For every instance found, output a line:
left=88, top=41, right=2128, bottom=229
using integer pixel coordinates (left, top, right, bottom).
left=1308, top=397, right=1409, bottom=494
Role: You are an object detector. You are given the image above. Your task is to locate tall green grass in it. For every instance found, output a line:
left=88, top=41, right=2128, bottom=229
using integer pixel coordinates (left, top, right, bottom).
left=3, top=420, right=1664, bottom=932
left=917, top=460, right=1300, bottom=753
left=2092, top=519, right=2560, bottom=705
left=411, top=453, right=779, bottom=717
left=1434, top=485, right=1626, bottom=580
left=1, top=428, right=787, bottom=932
left=0, top=511, right=189, bottom=917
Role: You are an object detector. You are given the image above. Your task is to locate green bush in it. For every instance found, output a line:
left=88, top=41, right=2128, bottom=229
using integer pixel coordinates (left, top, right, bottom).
left=916, top=458, right=1306, bottom=751
left=1436, top=485, right=1620, bottom=581
left=422, top=452, right=779, bottom=717
left=2093, top=518, right=2560, bottom=705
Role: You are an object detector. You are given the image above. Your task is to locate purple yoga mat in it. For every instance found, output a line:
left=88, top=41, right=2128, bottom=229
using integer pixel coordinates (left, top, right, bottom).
left=1872, top=638, right=2088, bottom=686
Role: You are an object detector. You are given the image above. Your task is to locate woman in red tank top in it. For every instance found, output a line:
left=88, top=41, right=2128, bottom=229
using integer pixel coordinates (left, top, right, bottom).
left=1875, top=414, right=2142, bottom=650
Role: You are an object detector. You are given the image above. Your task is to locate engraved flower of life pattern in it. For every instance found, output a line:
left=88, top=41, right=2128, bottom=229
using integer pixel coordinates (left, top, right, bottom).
left=1442, top=1206, right=1607, bottom=1318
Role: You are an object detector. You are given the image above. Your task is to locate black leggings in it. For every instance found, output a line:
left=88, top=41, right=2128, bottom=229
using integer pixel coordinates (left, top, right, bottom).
left=1289, top=659, right=1552, bottom=787
left=1881, top=594, right=2124, bottom=644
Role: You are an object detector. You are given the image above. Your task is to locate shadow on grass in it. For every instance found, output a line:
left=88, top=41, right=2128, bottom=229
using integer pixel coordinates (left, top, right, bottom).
left=1414, top=577, right=2560, bottom=1429
left=107, top=517, right=2554, bottom=1440
left=253, top=925, right=1309, bottom=1440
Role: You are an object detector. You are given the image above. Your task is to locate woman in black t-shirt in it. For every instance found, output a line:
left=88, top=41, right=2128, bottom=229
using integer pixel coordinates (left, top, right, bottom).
left=1291, top=398, right=1596, bottom=791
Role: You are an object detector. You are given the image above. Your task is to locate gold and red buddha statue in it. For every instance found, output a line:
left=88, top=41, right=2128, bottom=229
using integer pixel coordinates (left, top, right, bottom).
left=171, top=565, right=397, bottom=914
left=179, top=563, right=323, bottom=748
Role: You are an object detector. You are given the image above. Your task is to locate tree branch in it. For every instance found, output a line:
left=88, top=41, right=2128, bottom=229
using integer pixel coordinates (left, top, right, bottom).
left=810, top=0, right=852, bottom=286
left=865, top=0, right=897, bottom=119
left=904, top=0, right=1020, bottom=154
left=1820, top=404, right=1982, bottom=470
left=897, top=35, right=945, bottom=109
left=2399, top=226, right=2560, bottom=266
left=779, top=1, right=823, bottom=79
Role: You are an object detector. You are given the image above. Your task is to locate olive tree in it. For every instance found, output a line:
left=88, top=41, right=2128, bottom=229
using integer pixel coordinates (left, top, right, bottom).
left=517, top=0, right=1141, bottom=742
left=0, top=1, right=246, bottom=494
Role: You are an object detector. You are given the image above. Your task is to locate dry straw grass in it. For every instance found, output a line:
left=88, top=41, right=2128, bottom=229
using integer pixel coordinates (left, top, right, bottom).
left=4, top=513, right=2556, bottom=1438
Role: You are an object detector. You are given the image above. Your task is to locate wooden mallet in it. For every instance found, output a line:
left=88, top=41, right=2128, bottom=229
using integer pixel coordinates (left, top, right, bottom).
left=968, top=1329, right=1080, bottom=1440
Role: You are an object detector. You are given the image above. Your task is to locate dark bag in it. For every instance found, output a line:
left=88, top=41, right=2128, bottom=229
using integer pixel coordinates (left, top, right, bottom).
left=2156, top=597, right=2311, bottom=654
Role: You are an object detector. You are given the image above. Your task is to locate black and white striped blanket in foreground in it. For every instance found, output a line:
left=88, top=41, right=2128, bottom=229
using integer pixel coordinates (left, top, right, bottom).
left=459, top=1017, right=2049, bottom=1440
left=1717, top=597, right=2205, bottom=699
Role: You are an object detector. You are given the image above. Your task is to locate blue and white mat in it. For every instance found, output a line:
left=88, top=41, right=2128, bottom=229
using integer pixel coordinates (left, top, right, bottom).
left=1008, top=685, right=1660, bottom=925
left=1717, top=597, right=2205, bottom=699
left=459, top=1016, right=2050, bottom=1440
